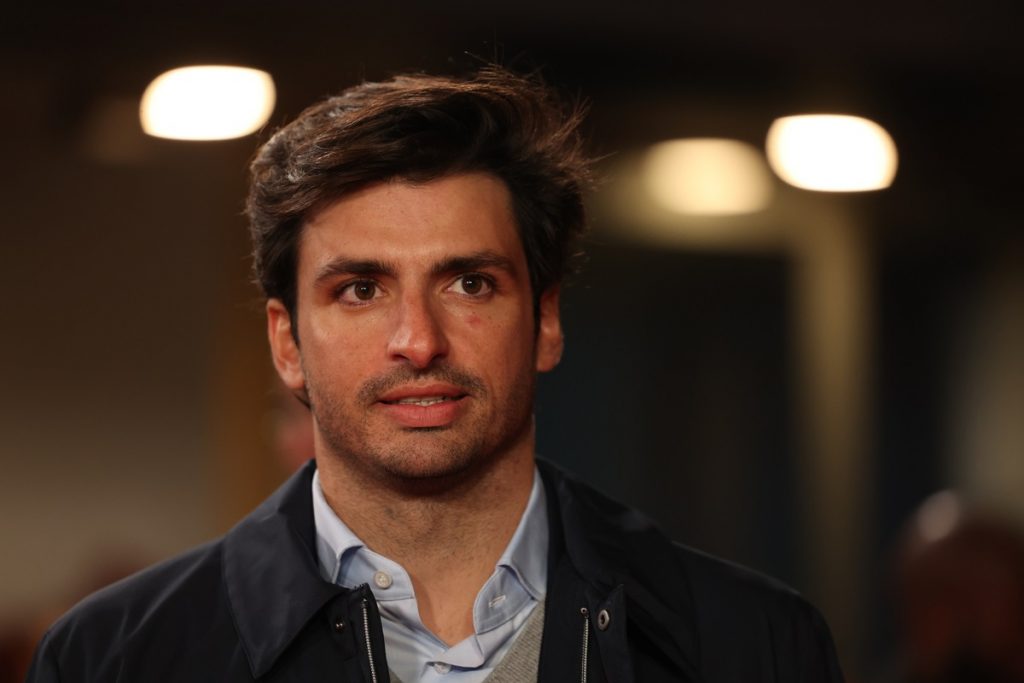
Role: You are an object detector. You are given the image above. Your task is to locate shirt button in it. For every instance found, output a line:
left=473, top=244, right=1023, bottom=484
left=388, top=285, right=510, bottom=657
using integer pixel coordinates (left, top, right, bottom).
left=373, top=570, right=392, bottom=589
left=433, top=662, right=452, bottom=674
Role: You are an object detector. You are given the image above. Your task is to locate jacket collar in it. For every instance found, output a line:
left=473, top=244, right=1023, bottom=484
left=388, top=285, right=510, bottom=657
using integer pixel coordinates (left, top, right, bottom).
left=537, top=459, right=699, bottom=680
left=223, top=460, right=343, bottom=678
left=223, top=459, right=698, bottom=680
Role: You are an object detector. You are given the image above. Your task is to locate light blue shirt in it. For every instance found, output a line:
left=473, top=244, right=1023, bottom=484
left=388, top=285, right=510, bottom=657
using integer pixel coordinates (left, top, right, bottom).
left=312, top=468, right=548, bottom=683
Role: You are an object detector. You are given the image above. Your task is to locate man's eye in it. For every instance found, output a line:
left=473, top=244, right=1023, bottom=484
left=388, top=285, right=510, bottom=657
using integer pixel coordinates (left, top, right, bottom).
left=339, top=280, right=380, bottom=303
left=450, top=274, right=493, bottom=296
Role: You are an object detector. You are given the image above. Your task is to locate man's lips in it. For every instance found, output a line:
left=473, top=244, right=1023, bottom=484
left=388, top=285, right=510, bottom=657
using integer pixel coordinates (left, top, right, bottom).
left=382, top=396, right=462, bottom=407
left=375, top=384, right=469, bottom=428
left=376, top=384, right=469, bottom=405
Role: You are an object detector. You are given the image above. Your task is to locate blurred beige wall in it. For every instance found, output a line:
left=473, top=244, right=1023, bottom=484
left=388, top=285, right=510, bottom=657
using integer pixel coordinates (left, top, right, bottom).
left=0, top=67, right=281, bottom=616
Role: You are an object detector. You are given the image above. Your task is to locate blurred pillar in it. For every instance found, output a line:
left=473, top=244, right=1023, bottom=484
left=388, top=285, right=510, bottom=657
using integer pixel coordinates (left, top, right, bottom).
left=591, top=156, right=876, bottom=669
left=951, top=243, right=1024, bottom=522
left=789, top=195, right=873, bottom=667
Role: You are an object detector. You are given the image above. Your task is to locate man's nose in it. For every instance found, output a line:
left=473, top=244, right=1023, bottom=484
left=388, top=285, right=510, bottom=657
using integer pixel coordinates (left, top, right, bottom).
left=386, top=293, right=450, bottom=368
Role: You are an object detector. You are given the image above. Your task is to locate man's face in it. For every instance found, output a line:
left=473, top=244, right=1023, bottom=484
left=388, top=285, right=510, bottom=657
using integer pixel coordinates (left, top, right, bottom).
left=267, top=173, right=563, bottom=485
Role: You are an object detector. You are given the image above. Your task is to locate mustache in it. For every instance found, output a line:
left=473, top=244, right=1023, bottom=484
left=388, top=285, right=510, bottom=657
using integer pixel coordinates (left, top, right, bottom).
left=357, top=363, right=486, bottom=403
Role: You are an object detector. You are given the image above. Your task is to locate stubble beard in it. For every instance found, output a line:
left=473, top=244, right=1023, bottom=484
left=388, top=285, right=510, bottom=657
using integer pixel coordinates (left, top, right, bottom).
left=304, top=361, right=536, bottom=493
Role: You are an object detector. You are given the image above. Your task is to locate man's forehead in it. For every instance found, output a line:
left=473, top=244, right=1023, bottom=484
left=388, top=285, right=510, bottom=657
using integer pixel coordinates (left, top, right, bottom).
left=297, top=173, right=525, bottom=277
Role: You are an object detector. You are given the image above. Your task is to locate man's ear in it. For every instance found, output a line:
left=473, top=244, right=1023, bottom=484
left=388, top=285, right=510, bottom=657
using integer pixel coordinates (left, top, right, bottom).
left=535, top=286, right=564, bottom=373
left=267, top=299, right=306, bottom=392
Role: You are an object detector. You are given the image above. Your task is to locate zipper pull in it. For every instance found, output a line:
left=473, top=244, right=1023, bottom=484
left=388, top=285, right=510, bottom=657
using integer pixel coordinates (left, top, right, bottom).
left=361, top=598, right=379, bottom=683
left=579, top=607, right=590, bottom=683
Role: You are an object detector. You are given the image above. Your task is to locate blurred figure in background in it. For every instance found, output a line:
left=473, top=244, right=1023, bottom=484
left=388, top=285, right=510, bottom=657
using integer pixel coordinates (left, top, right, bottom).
left=891, top=491, right=1024, bottom=683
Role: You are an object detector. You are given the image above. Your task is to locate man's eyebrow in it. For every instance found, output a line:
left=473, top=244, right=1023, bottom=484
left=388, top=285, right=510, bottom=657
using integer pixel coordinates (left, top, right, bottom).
left=430, top=251, right=518, bottom=278
left=313, top=257, right=398, bottom=286
left=312, top=251, right=517, bottom=286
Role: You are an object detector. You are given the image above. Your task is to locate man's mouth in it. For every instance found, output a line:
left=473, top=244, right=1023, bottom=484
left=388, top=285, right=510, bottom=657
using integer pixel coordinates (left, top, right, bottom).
left=384, top=395, right=463, bottom=407
left=376, top=382, right=469, bottom=406
left=375, top=386, right=469, bottom=428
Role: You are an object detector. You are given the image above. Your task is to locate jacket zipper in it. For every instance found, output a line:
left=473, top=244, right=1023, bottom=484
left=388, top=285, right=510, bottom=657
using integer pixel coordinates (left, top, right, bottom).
left=361, top=598, right=379, bottom=683
left=579, top=607, right=590, bottom=683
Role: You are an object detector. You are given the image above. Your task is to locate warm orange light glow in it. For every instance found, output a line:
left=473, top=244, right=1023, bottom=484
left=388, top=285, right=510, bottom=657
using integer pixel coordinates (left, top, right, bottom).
left=766, top=114, right=898, bottom=192
left=140, top=66, right=276, bottom=141
left=643, top=138, right=773, bottom=215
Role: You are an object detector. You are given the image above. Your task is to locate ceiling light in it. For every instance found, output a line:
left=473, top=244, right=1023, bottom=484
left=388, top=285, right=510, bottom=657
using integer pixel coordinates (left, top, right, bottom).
left=766, top=114, right=898, bottom=192
left=140, top=66, right=275, bottom=141
left=643, top=138, right=773, bottom=216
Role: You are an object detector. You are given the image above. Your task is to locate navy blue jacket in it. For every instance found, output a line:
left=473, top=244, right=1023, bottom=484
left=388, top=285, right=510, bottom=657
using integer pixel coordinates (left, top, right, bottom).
left=27, top=460, right=843, bottom=682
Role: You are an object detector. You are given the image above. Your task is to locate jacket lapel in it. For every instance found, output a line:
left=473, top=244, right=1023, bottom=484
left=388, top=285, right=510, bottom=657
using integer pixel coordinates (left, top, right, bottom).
left=537, top=460, right=700, bottom=682
left=223, top=461, right=346, bottom=678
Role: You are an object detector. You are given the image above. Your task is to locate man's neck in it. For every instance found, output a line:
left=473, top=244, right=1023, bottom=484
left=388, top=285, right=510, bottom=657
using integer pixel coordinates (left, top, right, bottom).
left=315, top=446, right=536, bottom=645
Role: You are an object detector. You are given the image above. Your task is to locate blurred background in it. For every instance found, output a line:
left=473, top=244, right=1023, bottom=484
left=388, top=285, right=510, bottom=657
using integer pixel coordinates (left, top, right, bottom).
left=2, top=2, right=1023, bottom=681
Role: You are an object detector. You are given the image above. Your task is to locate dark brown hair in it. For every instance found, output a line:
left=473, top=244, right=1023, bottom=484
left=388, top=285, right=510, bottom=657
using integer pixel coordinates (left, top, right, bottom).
left=246, top=67, right=591, bottom=325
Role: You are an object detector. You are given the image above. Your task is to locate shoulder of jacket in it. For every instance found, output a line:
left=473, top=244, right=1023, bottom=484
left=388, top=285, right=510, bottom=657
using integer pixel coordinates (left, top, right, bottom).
left=538, top=460, right=843, bottom=680
left=673, top=542, right=828, bottom=624
left=674, top=543, right=842, bottom=679
left=540, top=460, right=823, bottom=618
left=39, top=538, right=227, bottom=662
left=676, top=543, right=798, bottom=601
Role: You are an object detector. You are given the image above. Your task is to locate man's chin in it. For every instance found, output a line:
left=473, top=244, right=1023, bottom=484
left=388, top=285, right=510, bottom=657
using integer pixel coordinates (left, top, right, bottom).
left=316, top=411, right=533, bottom=493
left=380, top=451, right=477, bottom=480
left=363, top=439, right=502, bottom=490
left=369, top=460, right=479, bottom=497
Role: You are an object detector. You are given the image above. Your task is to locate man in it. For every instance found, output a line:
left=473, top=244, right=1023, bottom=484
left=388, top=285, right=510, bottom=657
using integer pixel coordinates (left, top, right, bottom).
left=28, top=68, right=843, bottom=682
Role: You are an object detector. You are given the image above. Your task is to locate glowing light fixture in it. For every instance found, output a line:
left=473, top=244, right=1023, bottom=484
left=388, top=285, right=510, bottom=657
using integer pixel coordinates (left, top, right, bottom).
left=140, top=66, right=275, bottom=141
left=766, top=114, right=898, bottom=192
left=643, top=138, right=773, bottom=216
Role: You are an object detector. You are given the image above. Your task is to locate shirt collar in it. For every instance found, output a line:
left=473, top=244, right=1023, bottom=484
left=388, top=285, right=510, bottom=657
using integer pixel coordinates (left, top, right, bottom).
left=312, top=466, right=548, bottom=630
left=493, top=469, right=548, bottom=601
left=311, top=468, right=362, bottom=585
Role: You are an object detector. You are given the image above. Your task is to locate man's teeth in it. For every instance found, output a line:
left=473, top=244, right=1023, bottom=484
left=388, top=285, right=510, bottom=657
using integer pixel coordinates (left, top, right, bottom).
left=395, top=396, right=452, bottom=406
